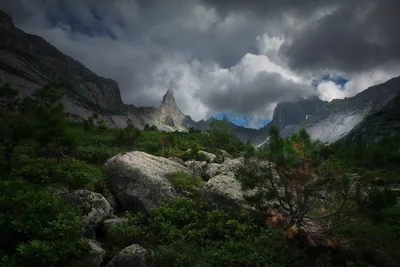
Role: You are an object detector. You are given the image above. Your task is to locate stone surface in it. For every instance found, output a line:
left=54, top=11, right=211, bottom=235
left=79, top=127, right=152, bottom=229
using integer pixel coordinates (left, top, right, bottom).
left=204, top=163, right=223, bottom=180
left=85, top=239, right=106, bottom=267
left=184, top=160, right=207, bottom=177
left=67, top=189, right=111, bottom=235
left=198, top=150, right=217, bottom=163
left=202, top=173, right=249, bottom=210
left=104, top=151, right=189, bottom=213
left=106, top=244, right=151, bottom=267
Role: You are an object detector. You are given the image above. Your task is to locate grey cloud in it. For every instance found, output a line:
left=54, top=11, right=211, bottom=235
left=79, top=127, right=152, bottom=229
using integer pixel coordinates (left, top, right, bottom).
left=280, top=0, right=400, bottom=73
left=198, top=71, right=312, bottom=115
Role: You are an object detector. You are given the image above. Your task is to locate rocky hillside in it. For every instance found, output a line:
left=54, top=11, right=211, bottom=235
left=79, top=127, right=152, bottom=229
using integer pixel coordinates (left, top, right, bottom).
left=274, top=76, right=400, bottom=143
left=0, top=9, right=270, bottom=144
left=271, top=96, right=326, bottom=131
left=344, top=89, right=400, bottom=143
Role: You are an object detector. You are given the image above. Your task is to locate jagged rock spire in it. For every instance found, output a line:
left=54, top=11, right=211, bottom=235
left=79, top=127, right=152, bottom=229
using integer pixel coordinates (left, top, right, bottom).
left=0, top=10, right=15, bottom=29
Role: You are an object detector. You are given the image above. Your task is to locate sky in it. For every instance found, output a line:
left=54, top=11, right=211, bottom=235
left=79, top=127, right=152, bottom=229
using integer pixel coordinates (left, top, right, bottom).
left=1, top=0, right=400, bottom=128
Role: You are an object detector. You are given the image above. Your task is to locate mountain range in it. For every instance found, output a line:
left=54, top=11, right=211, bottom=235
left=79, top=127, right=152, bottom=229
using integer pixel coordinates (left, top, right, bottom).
left=1, top=9, right=399, bottom=146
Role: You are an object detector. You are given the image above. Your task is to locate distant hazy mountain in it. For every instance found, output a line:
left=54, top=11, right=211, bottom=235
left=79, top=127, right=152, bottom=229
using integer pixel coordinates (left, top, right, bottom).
left=0, top=10, right=269, bottom=144
left=1, top=9, right=399, bottom=146
left=277, top=76, right=400, bottom=143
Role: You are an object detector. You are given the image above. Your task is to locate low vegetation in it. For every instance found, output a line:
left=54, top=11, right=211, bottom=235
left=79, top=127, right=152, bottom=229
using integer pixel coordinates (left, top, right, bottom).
left=0, top=83, right=399, bottom=266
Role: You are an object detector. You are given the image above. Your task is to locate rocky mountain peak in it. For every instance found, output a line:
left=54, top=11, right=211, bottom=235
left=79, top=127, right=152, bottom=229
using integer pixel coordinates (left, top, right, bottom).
left=161, top=89, right=178, bottom=109
left=0, top=10, right=14, bottom=29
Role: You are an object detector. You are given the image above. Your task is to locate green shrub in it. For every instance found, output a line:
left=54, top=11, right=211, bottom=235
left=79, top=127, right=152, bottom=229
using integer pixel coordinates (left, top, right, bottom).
left=13, top=158, right=103, bottom=190
left=138, top=141, right=160, bottom=154
left=108, top=197, right=311, bottom=266
left=74, top=146, right=123, bottom=164
left=166, top=171, right=205, bottom=198
left=0, top=179, right=88, bottom=267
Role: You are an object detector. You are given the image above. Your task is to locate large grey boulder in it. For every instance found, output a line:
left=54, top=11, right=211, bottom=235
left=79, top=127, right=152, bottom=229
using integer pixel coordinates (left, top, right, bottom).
left=85, top=240, right=106, bottom=267
left=219, top=157, right=244, bottom=174
left=202, top=173, right=249, bottom=210
left=106, top=244, right=151, bottom=267
left=68, top=189, right=111, bottom=236
left=205, top=163, right=223, bottom=180
left=198, top=150, right=217, bottom=163
left=184, top=160, right=207, bottom=177
left=104, top=151, right=189, bottom=213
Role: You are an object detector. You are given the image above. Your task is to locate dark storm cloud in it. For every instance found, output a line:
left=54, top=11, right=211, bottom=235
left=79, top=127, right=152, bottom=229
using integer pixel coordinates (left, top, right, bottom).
left=280, top=0, right=400, bottom=72
left=199, top=71, right=312, bottom=114
left=0, top=0, right=399, bottom=124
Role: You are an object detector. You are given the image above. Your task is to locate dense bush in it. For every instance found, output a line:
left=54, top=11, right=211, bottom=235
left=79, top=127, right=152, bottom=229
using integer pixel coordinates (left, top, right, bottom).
left=74, top=146, right=123, bottom=165
left=166, top=171, right=205, bottom=198
left=108, top=198, right=321, bottom=267
left=0, top=179, right=89, bottom=267
left=13, top=158, right=103, bottom=190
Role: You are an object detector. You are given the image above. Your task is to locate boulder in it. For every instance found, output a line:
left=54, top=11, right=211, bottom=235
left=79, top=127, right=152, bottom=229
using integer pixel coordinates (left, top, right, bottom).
left=168, top=156, right=185, bottom=166
left=204, top=163, right=223, bottom=180
left=184, top=160, right=207, bottom=177
left=85, top=239, right=106, bottom=267
left=100, top=217, right=128, bottom=233
left=198, top=150, right=217, bottom=163
left=106, top=244, right=151, bottom=267
left=202, top=173, right=249, bottom=210
left=219, top=157, right=244, bottom=174
left=68, top=189, right=111, bottom=236
left=102, top=188, right=118, bottom=212
left=104, top=152, right=189, bottom=213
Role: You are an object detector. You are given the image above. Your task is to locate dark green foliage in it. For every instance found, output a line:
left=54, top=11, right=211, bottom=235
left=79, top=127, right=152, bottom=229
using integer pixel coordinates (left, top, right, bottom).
left=108, top=198, right=311, bottom=267
left=203, top=119, right=244, bottom=155
left=74, top=146, right=123, bottom=165
left=166, top=171, right=205, bottom=198
left=144, top=123, right=158, bottom=131
left=13, top=158, right=103, bottom=190
left=31, top=83, right=69, bottom=157
left=115, top=119, right=141, bottom=149
left=188, top=126, right=201, bottom=134
left=0, top=179, right=88, bottom=267
left=0, top=84, right=35, bottom=171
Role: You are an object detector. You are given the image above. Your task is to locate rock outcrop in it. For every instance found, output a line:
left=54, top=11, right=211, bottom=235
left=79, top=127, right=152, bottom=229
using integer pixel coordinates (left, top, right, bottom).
left=104, top=151, right=189, bottom=213
left=85, top=240, right=106, bottom=267
left=202, top=173, right=249, bottom=210
left=67, top=189, right=112, bottom=236
left=277, top=76, right=400, bottom=143
left=106, top=244, right=151, bottom=267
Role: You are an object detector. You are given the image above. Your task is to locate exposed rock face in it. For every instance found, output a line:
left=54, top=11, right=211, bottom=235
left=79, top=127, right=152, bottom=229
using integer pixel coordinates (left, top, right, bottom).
left=85, top=240, right=106, bottom=267
left=198, top=150, right=217, bottom=163
left=67, top=189, right=111, bottom=236
left=202, top=174, right=249, bottom=210
left=184, top=160, right=207, bottom=177
left=104, top=151, right=189, bottom=213
left=344, top=89, right=400, bottom=142
left=219, top=157, right=244, bottom=174
left=271, top=96, right=326, bottom=131
left=106, top=244, right=151, bottom=267
left=205, top=163, right=223, bottom=180
left=258, top=76, right=400, bottom=144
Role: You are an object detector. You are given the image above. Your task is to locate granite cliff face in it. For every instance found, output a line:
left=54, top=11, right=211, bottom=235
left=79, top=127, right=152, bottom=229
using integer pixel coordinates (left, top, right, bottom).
left=276, top=76, right=400, bottom=143
left=344, top=88, right=400, bottom=143
left=271, top=96, right=326, bottom=131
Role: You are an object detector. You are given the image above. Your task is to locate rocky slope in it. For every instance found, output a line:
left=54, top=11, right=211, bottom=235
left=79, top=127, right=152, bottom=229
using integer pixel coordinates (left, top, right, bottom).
left=344, top=89, right=400, bottom=143
left=0, top=10, right=269, bottom=144
left=277, top=76, right=400, bottom=143
left=271, top=96, right=326, bottom=131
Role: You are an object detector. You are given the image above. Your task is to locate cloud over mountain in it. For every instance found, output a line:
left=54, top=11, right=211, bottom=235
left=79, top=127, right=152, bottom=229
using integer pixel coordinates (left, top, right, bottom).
left=1, top=0, right=399, bottom=126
